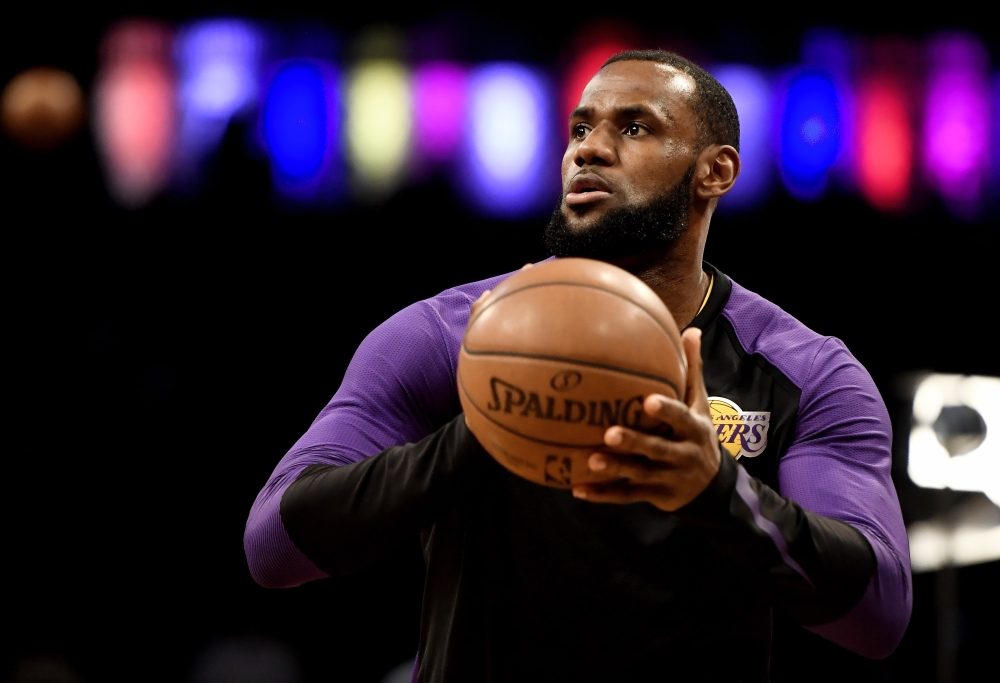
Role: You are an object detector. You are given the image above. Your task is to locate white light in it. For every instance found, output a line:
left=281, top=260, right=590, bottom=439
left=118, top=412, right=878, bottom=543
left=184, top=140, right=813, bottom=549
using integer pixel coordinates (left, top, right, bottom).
left=470, top=70, right=542, bottom=182
left=907, top=373, right=1000, bottom=505
left=185, top=61, right=255, bottom=117
left=912, top=374, right=947, bottom=424
left=459, top=64, right=552, bottom=217
left=908, top=521, right=1000, bottom=572
left=908, top=426, right=950, bottom=489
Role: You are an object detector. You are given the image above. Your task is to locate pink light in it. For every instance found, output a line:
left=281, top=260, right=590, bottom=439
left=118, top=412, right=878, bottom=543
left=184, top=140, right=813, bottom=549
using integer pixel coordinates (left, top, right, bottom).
left=923, top=34, right=990, bottom=218
left=94, top=21, right=176, bottom=208
left=413, top=62, right=466, bottom=162
left=856, top=76, right=912, bottom=212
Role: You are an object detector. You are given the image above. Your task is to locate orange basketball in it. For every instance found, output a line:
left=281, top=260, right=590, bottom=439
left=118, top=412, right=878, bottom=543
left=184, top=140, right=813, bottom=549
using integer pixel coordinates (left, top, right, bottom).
left=457, top=258, right=687, bottom=488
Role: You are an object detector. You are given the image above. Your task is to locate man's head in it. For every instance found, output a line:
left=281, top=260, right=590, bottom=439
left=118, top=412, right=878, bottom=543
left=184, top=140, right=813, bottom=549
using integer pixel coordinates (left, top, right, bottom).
left=545, top=50, right=741, bottom=261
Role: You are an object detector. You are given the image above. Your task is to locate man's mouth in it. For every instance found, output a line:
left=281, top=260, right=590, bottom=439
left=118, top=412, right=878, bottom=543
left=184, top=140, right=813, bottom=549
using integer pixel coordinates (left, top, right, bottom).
left=565, top=174, right=613, bottom=207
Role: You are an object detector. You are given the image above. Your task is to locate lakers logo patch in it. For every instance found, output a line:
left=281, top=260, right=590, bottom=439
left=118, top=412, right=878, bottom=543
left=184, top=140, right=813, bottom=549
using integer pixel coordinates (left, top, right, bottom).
left=707, top=397, right=770, bottom=459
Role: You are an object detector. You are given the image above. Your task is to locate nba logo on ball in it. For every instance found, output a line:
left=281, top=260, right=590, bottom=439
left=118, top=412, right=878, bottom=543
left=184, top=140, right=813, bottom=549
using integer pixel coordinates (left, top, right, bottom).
left=707, top=396, right=770, bottom=459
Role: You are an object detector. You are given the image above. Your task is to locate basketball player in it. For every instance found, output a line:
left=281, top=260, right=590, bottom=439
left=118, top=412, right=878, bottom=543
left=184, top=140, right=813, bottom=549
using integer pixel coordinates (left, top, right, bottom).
left=245, top=51, right=911, bottom=682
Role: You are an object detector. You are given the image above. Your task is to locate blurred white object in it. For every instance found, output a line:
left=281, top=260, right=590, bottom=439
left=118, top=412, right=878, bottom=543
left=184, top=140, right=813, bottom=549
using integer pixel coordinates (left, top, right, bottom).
left=908, top=494, right=1000, bottom=572
left=908, top=373, right=999, bottom=505
left=906, top=372, right=1000, bottom=571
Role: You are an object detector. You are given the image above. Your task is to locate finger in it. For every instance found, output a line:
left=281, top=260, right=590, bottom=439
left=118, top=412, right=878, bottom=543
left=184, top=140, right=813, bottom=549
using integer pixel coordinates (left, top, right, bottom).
left=521, top=262, right=534, bottom=270
left=470, top=289, right=492, bottom=319
left=587, top=452, right=674, bottom=483
left=681, top=328, right=711, bottom=418
left=572, top=482, right=667, bottom=504
left=602, top=426, right=703, bottom=463
left=634, top=394, right=703, bottom=441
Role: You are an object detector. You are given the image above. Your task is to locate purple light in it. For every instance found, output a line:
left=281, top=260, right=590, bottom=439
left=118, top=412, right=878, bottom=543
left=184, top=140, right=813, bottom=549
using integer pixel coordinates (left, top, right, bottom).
left=712, top=64, right=773, bottom=211
left=177, top=19, right=261, bottom=119
left=995, top=71, right=1000, bottom=207
left=413, top=62, right=466, bottom=162
left=923, top=34, right=990, bottom=219
left=457, top=64, right=556, bottom=217
left=174, top=19, right=263, bottom=193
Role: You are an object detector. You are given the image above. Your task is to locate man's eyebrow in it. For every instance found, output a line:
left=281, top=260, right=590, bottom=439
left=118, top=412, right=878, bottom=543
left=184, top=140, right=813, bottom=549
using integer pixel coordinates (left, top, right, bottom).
left=569, top=103, right=674, bottom=122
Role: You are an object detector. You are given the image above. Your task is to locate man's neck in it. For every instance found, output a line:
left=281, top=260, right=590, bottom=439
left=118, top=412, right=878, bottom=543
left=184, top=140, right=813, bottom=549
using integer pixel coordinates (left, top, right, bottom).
left=610, top=241, right=709, bottom=329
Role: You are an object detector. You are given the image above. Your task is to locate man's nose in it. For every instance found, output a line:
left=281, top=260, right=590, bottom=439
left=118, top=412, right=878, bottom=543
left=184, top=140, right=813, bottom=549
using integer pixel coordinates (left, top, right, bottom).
left=575, top=123, right=617, bottom=167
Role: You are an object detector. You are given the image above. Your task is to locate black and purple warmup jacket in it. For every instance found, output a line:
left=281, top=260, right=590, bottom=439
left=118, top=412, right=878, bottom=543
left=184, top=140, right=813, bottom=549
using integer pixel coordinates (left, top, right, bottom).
left=245, top=263, right=912, bottom=682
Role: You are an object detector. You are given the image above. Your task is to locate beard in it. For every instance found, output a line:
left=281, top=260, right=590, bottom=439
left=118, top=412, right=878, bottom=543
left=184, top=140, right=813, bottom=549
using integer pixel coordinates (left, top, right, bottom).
left=544, top=165, right=695, bottom=261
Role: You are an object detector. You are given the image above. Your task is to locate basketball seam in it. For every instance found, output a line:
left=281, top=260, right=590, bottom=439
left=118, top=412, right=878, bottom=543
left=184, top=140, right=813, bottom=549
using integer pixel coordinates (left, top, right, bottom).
left=468, top=280, right=686, bottom=361
left=457, top=373, right=608, bottom=449
left=460, top=345, right=681, bottom=395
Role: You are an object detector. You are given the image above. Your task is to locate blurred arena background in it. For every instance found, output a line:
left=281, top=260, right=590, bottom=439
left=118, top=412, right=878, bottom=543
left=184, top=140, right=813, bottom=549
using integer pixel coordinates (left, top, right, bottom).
left=3, top=7, right=998, bottom=683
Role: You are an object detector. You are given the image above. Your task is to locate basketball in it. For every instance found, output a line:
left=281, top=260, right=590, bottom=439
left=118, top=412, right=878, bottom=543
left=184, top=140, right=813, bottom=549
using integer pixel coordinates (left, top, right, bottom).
left=457, top=257, right=687, bottom=488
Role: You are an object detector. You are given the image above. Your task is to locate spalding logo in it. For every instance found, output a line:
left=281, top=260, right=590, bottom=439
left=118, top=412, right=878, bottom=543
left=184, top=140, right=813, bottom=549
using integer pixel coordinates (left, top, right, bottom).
left=486, top=376, right=646, bottom=428
left=550, top=369, right=583, bottom=391
left=707, top=396, right=770, bottom=459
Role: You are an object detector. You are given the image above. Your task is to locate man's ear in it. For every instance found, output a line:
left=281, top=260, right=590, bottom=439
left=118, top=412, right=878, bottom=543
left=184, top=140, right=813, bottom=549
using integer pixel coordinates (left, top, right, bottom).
left=694, top=145, right=740, bottom=200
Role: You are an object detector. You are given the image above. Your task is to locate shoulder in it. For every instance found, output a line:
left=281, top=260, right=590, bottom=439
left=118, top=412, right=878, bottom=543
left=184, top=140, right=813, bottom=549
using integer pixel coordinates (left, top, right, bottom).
left=415, top=269, right=518, bottom=349
left=346, top=268, right=520, bottom=383
left=308, top=267, right=523, bottom=447
left=719, top=278, right=888, bottom=441
left=719, top=279, right=863, bottom=395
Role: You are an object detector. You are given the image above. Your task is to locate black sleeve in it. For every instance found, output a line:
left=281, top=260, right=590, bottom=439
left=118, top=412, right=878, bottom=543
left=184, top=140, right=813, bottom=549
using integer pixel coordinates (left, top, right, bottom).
left=679, top=453, right=876, bottom=626
left=279, top=414, right=486, bottom=577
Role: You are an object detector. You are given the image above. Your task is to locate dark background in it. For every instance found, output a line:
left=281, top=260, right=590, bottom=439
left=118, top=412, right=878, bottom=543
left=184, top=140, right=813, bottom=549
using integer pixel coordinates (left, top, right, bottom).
left=4, top=8, right=999, bottom=683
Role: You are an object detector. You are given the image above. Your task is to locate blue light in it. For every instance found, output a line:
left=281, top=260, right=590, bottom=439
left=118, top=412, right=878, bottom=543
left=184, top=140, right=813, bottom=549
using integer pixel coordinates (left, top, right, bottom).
left=713, top=64, right=773, bottom=211
left=779, top=70, right=843, bottom=198
left=458, top=64, right=556, bottom=217
left=262, top=61, right=331, bottom=183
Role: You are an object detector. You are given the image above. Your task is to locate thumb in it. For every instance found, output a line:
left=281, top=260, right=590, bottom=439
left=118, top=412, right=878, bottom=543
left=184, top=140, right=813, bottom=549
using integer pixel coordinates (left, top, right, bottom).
left=681, top=327, right=711, bottom=418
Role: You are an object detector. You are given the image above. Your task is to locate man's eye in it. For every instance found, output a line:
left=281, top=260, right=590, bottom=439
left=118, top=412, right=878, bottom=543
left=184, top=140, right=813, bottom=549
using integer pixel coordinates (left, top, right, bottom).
left=572, top=124, right=589, bottom=139
left=624, top=123, right=645, bottom=137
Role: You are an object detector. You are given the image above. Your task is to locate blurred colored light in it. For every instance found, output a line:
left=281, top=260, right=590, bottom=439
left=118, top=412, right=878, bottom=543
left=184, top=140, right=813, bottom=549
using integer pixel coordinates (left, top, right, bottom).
left=263, top=61, right=331, bottom=183
left=174, top=19, right=262, bottom=193
left=713, top=65, right=773, bottom=210
left=856, top=76, right=912, bottom=212
left=177, top=19, right=260, bottom=120
left=923, top=34, right=990, bottom=219
left=460, top=64, right=553, bottom=217
left=94, top=22, right=176, bottom=208
left=346, top=60, right=411, bottom=194
left=562, top=41, right=630, bottom=123
left=413, top=62, right=466, bottom=162
left=995, top=71, right=1000, bottom=203
left=1, top=67, right=85, bottom=150
left=778, top=70, right=843, bottom=199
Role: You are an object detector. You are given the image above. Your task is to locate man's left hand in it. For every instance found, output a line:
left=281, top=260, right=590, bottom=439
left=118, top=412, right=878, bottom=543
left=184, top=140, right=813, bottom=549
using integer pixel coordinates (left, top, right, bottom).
left=571, top=328, right=722, bottom=512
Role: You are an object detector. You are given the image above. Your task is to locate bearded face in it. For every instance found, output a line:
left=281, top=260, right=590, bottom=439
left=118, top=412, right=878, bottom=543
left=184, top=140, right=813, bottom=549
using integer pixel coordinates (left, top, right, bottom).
left=544, top=164, right=695, bottom=261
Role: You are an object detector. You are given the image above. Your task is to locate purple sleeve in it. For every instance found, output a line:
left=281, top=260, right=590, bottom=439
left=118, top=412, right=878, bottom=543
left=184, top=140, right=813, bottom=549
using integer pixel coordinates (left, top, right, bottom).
left=778, top=338, right=912, bottom=658
left=243, top=292, right=477, bottom=588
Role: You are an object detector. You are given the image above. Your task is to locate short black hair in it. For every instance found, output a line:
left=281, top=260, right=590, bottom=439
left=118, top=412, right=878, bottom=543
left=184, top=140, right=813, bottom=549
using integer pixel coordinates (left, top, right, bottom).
left=602, top=50, right=740, bottom=153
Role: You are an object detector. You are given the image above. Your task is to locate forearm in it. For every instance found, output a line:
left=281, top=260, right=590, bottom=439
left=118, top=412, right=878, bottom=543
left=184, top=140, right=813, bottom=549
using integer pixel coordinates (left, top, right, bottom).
left=279, top=414, right=486, bottom=576
left=681, top=454, right=875, bottom=626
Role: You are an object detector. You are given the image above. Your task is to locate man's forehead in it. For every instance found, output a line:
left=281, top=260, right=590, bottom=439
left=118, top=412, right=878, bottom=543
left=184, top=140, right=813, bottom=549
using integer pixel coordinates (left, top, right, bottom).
left=579, top=61, right=695, bottom=113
